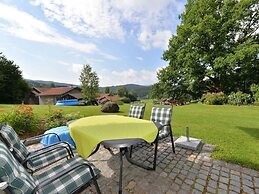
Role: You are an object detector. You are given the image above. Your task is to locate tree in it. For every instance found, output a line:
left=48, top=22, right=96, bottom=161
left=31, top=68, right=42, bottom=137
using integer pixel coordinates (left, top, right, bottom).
left=79, top=64, right=99, bottom=103
left=117, top=87, right=129, bottom=97
left=104, top=86, right=110, bottom=94
left=159, top=0, right=259, bottom=99
left=128, top=90, right=138, bottom=101
left=0, top=53, right=30, bottom=104
left=149, top=83, right=164, bottom=99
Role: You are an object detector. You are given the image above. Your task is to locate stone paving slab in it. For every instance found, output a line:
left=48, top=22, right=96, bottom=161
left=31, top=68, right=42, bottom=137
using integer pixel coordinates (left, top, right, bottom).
left=81, top=137, right=259, bottom=194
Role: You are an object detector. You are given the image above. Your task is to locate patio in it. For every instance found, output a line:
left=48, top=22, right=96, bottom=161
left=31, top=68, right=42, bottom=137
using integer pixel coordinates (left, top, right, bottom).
left=80, top=137, right=259, bottom=194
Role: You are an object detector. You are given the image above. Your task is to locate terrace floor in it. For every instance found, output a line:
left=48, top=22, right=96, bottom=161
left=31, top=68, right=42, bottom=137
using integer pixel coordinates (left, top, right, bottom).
left=81, top=137, right=259, bottom=194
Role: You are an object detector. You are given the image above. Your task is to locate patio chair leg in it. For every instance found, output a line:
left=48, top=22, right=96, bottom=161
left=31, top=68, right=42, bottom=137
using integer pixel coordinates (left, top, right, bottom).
left=88, top=165, right=102, bottom=194
left=170, top=130, right=175, bottom=154
left=129, top=145, right=133, bottom=158
left=152, top=139, right=159, bottom=170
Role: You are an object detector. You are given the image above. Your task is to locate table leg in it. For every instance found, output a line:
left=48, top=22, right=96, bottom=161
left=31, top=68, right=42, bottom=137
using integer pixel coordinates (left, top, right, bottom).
left=119, top=148, right=124, bottom=194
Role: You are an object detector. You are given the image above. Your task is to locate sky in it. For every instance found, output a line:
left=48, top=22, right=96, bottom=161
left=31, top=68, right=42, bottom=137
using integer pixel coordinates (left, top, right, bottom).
left=0, top=0, right=186, bottom=86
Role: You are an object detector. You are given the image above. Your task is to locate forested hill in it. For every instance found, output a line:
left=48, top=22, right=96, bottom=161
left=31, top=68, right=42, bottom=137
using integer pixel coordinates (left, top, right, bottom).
left=26, top=80, right=151, bottom=98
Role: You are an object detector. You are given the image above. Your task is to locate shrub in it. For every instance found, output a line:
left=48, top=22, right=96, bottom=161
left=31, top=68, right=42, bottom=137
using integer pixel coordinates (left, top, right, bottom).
left=202, top=92, right=227, bottom=105
left=0, top=105, right=39, bottom=135
left=45, top=110, right=82, bottom=130
left=228, top=91, right=253, bottom=105
left=101, top=102, right=119, bottom=113
left=250, top=84, right=259, bottom=102
left=121, top=97, right=131, bottom=103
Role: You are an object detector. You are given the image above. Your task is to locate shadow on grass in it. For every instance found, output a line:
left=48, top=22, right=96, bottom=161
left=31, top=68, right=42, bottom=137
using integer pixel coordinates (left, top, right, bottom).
left=237, top=126, right=259, bottom=139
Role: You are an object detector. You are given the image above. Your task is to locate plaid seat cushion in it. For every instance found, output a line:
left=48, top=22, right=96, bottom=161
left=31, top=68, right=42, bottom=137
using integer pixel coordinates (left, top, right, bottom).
left=27, top=143, right=70, bottom=171
left=0, top=124, right=29, bottom=163
left=128, top=105, right=145, bottom=119
left=0, top=141, right=36, bottom=194
left=34, top=156, right=100, bottom=194
left=150, top=107, right=172, bottom=139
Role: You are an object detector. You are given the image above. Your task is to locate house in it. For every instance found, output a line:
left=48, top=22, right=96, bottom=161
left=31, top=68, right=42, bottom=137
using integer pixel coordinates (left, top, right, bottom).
left=97, top=93, right=122, bottom=104
left=25, top=86, right=82, bottom=105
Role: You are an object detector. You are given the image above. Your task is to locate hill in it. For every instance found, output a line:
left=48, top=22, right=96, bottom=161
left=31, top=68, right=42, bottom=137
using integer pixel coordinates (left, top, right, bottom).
left=26, top=80, right=151, bottom=98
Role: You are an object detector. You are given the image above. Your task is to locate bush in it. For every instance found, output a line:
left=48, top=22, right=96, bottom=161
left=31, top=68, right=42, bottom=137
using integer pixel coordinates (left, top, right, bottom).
left=121, top=97, right=131, bottom=103
left=0, top=105, right=39, bottom=135
left=45, top=110, right=82, bottom=130
left=101, top=102, right=119, bottom=113
left=250, top=84, right=259, bottom=102
left=202, top=92, right=227, bottom=105
left=228, top=91, right=253, bottom=105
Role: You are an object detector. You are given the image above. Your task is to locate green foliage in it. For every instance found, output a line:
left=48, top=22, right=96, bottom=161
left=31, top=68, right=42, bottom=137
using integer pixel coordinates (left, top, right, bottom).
left=79, top=64, right=99, bottom=102
left=250, top=84, right=259, bottom=102
left=104, top=86, right=110, bottom=94
left=121, top=97, right=131, bottom=103
left=0, top=105, right=39, bottom=134
left=202, top=92, right=227, bottom=105
left=228, top=91, right=253, bottom=105
left=149, top=83, right=164, bottom=99
left=0, top=53, right=30, bottom=103
left=159, top=0, right=259, bottom=99
left=117, top=87, right=129, bottom=97
left=128, top=90, right=137, bottom=101
left=45, top=109, right=82, bottom=130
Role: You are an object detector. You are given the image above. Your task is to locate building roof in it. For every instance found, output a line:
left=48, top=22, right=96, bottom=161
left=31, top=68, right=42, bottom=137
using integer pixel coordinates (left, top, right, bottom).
left=35, top=87, right=80, bottom=96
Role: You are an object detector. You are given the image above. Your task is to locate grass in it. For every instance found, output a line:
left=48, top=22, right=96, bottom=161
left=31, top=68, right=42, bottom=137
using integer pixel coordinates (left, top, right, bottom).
left=0, top=102, right=258, bottom=170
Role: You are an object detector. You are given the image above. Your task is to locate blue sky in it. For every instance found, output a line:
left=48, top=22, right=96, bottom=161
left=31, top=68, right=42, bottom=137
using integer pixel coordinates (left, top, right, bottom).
left=0, top=0, right=186, bottom=86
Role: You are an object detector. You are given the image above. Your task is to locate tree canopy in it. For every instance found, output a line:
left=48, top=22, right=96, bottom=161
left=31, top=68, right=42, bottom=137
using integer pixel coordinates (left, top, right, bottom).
left=79, top=64, right=99, bottom=103
left=159, top=0, right=259, bottom=100
left=0, top=53, right=30, bottom=104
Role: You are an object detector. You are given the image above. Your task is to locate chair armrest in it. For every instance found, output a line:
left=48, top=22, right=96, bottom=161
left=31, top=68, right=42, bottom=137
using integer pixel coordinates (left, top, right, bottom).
left=33, top=163, right=100, bottom=194
left=153, top=122, right=171, bottom=131
left=22, top=143, right=73, bottom=167
left=30, top=141, right=74, bottom=156
left=0, top=182, right=8, bottom=190
left=23, top=133, right=61, bottom=146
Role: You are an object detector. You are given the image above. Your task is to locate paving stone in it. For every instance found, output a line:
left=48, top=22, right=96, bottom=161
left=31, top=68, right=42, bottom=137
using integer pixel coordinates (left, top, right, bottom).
left=208, top=180, right=217, bottom=189
left=218, top=188, right=228, bottom=194
left=219, top=176, right=229, bottom=184
left=196, top=178, right=206, bottom=186
left=229, top=184, right=240, bottom=193
left=219, top=182, right=228, bottom=190
left=194, top=183, right=205, bottom=192
left=242, top=178, right=254, bottom=188
left=242, top=185, right=255, bottom=194
left=206, top=186, right=216, bottom=193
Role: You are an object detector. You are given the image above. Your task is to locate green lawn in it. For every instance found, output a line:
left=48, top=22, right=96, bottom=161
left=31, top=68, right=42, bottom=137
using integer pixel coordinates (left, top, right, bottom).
left=0, top=102, right=258, bottom=170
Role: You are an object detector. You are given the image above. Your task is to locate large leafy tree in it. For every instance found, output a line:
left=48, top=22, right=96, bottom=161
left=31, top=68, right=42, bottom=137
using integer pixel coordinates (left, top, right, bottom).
left=79, top=64, right=99, bottom=103
left=160, top=0, right=259, bottom=99
left=0, top=53, right=30, bottom=104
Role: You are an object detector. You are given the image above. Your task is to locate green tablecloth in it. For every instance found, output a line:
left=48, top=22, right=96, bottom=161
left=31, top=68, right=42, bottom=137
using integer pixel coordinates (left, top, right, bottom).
left=69, top=115, right=158, bottom=158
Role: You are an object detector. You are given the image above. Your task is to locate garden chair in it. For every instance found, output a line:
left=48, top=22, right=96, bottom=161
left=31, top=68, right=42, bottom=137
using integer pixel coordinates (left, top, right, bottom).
left=128, top=102, right=146, bottom=119
left=0, top=141, right=101, bottom=194
left=130, top=106, right=175, bottom=170
left=0, top=124, right=74, bottom=173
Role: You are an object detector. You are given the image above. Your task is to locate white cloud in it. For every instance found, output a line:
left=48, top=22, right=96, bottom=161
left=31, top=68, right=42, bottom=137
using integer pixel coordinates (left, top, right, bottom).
left=71, top=64, right=84, bottom=74
left=30, top=0, right=185, bottom=50
left=0, top=3, right=98, bottom=54
left=99, top=68, right=158, bottom=86
left=136, top=57, right=143, bottom=61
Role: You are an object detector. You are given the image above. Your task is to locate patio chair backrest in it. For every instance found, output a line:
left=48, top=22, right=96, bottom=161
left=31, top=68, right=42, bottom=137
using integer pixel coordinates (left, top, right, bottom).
left=128, top=103, right=146, bottom=119
left=0, top=141, right=36, bottom=194
left=150, top=107, right=172, bottom=139
left=0, top=124, right=29, bottom=163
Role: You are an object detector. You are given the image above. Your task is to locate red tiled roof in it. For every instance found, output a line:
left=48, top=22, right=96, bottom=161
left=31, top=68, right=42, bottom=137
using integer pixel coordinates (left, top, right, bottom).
left=36, top=87, right=79, bottom=96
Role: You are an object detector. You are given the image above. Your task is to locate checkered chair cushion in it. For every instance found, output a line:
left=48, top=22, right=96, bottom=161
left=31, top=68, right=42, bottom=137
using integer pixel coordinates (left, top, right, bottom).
left=0, top=124, right=71, bottom=172
left=0, top=141, right=36, bottom=194
left=150, top=107, right=172, bottom=139
left=34, top=156, right=101, bottom=194
left=26, top=143, right=70, bottom=172
left=0, top=124, right=29, bottom=163
left=128, top=105, right=145, bottom=119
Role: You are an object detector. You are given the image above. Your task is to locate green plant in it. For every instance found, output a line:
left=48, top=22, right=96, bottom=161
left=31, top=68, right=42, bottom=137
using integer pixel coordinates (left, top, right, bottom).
left=228, top=92, right=253, bottom=105
left=121, top=97, right=131, bottom=103
left=0, top=105, right=39, bottom=135
left=202, top=92, right=227, bottom=105
left=250, top=84, right=259, bottom=102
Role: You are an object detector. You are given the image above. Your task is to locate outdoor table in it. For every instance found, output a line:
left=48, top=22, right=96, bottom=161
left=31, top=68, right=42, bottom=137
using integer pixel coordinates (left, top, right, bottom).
left=69, top=115, right=158, bottom=194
